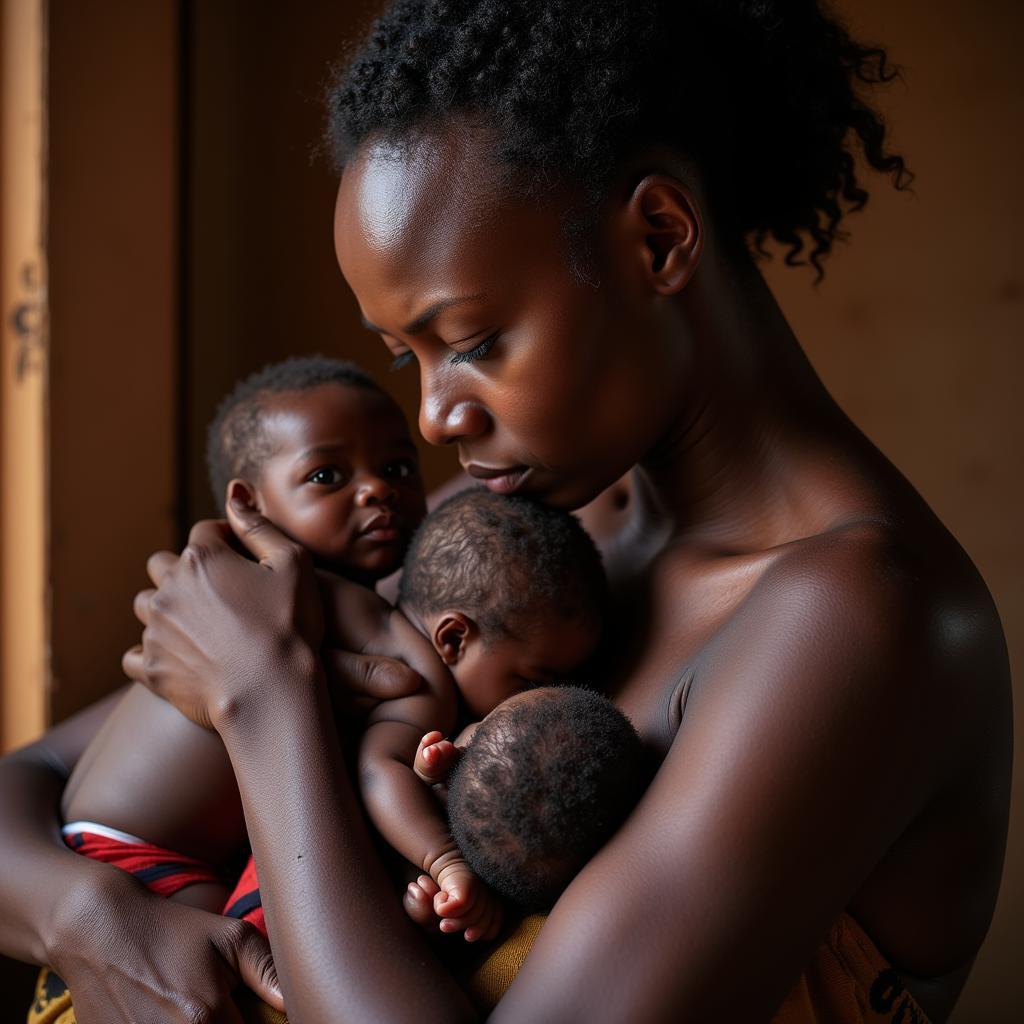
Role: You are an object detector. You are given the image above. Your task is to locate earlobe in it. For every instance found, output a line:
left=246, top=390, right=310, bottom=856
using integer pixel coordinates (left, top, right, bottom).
left=226, top=478, right=262, bottom=516
left=630, top=175, right=703, bottom=295
left=432, top=613, right=475, bottom=666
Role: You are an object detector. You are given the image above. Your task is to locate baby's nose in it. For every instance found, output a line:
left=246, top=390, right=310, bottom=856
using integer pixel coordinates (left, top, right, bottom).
left=355, top=474, right=396, bottom=506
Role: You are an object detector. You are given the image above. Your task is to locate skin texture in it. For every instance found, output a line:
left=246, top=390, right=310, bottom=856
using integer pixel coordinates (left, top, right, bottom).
left=246, top=384, right=426, bottom=585
left=0, top=123, right=1012, bottom=1022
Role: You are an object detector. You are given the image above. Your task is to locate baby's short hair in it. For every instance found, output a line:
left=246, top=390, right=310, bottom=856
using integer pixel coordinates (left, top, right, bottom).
left=447, top=687, right=646, bottom=910
left=205, top=355, right=383, bottom=512
left=397, top=489, right=607, bottom=640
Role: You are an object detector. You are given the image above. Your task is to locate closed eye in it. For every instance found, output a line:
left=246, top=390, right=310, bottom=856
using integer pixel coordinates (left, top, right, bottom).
left=389, top=351, right=417, bottom=373
left=450, top=331, right=499, bottom=366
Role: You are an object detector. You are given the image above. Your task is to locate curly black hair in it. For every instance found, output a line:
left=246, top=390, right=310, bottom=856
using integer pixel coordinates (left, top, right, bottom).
left=327, top=0, right=911, bottom=278
left=448, top=686, right=647, bottom=910
left=397, top=488, right=607, bottom=640
left=205, top=355, right=384, bottom=513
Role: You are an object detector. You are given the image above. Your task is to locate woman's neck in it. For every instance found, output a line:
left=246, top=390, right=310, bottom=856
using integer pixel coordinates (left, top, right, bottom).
left=639, top=251, right=874, bottom=554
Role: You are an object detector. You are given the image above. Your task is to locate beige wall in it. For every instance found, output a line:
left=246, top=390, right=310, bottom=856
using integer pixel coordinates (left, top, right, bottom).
left=0, top=0, right=48, bottom=752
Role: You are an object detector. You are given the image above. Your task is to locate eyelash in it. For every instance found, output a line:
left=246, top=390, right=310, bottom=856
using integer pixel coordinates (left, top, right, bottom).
left=389, top=351, right=416, bottom=373
left=450, top=331, right=500, bottom=365
left=388, top=331, right=500, bottom=372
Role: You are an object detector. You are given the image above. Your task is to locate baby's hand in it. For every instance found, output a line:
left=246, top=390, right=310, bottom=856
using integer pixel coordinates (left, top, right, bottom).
left=433, top=859, right=504, bottom=943
left=414, top=731, right=460, bottom=785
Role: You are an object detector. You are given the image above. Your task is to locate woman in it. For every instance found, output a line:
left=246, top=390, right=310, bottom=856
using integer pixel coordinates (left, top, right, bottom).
left=0, top=1, right=1011, bottom=1021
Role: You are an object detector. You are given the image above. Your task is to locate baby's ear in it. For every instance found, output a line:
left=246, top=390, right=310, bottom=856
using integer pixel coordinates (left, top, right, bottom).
left=432, top=612, right=476, bottom=666
left=226, top=477, right=262, bottom=515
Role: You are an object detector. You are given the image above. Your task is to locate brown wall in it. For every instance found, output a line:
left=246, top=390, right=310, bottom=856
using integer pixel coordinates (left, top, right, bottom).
left=47, top=1, right=180, bottom=720
left=764, top=3, right=1023, bottom=1019
left=183, top=0, right=459, bottom=525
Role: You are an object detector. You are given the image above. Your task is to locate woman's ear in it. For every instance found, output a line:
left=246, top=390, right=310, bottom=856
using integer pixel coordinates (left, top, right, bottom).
left=226, top=478, right=262, bottom=516
left=431, top=612, right=476, bottom=666
left=626, top=174, right=704, bottom=295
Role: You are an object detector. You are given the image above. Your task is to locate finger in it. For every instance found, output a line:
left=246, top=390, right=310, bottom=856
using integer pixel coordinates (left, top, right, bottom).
left=219, top=923, right=285, bottom=1012
left=327, top=650, right=422, bottom=703
left=133, top=588, right=155, bottom=626
left=122, top=644, right=145, bottom=683
left=225, top=492, right=304, bottom=571
left=146, top=550, right=178, bottom=587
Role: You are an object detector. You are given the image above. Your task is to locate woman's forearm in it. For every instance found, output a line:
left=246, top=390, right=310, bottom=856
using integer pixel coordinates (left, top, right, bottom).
left=0, top=690, right=125, bottom=964
left=218, top=651, right=476, bottom=1024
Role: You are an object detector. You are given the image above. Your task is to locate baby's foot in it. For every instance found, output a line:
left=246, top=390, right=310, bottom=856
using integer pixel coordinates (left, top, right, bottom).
left=414, top=731, right=460, bottom=784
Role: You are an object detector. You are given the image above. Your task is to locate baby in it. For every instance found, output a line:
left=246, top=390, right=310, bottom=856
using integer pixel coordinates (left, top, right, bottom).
left=62, top=356, right=628, bottom=942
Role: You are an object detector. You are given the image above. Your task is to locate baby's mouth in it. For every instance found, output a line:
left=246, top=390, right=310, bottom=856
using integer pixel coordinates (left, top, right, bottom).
left=359, top=513, right=400, bottom=542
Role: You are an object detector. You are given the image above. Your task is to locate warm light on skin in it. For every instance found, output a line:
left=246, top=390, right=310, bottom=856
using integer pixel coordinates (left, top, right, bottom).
left=333, top=129, right=699, bottom=512
left=244, top=384, right=427, bottom=584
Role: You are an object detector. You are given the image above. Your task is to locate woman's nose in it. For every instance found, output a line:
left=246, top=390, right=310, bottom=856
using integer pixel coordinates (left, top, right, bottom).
left=418, top=388, right=489, bottom=448
left=354, top=473, right=397, bottom=507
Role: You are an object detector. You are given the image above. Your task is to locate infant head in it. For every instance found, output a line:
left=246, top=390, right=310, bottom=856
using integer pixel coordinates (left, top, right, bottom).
left=397, top=489, right=607, bottom=718
left=206, top=356, right=426, bottom=584
left=448, top=686, right=646, bottom=910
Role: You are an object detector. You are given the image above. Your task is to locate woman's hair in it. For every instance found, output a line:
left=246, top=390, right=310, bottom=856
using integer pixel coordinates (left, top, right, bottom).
left=327, top=0, right=911, bottom=278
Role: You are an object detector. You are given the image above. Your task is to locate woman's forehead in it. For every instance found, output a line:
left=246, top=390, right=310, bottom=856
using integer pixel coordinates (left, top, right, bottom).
left=335, top=132, right=499, bottom=273
left=333, top=130, right=568, bottom=321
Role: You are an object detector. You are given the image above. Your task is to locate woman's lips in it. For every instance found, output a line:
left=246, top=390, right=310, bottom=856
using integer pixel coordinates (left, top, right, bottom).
left=463, top=464, right=532, bottom=495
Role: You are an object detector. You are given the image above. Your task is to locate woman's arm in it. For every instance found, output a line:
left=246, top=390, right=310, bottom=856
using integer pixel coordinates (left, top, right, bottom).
left=493, top=534, right=973, bottom=1022
left=0, top=687, right=125, bottom=964
left=0, top=688, right=286, bottom=1023
left=127, top=509, right=476, bottom=1023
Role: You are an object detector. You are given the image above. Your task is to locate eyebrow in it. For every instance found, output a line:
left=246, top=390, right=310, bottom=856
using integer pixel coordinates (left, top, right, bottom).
left=360, top=293, right=485, bottom=337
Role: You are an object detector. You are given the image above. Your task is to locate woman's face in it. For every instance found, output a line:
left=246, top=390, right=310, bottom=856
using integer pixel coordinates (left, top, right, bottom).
left=333, top=130, right=690, bottom=510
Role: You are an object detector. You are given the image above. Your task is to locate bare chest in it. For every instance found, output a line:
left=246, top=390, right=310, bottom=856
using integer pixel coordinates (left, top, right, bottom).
left=602, top=544, right=779, bottom=756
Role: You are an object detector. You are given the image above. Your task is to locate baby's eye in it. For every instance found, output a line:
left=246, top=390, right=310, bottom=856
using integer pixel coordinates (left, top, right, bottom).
left=307, top=467, right=345, bottom=486
left=383, top=459, right=418, bottom=480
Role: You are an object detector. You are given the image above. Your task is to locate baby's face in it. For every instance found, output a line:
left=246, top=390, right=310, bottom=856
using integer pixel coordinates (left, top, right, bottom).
left=451, top=615, right=598, bottom=720
left=253, top=383, right=427, bottom=583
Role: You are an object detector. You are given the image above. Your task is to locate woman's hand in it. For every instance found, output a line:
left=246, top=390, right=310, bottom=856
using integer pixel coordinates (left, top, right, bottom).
left=123, top=500, right=324, bottom=731
left=49, top=869, right=283, bottom=1024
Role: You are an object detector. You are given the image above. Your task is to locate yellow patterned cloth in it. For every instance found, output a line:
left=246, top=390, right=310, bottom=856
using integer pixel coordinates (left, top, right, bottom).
left=27, top=968, right=286, bottom=1024
left=28, top=910, right=926, bottom=1022
left=772, top=913, right=931, bottom=1024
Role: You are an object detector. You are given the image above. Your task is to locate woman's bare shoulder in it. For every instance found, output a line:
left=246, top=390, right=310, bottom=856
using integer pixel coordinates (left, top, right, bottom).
left=750, top=516, right=1007, bottom=687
